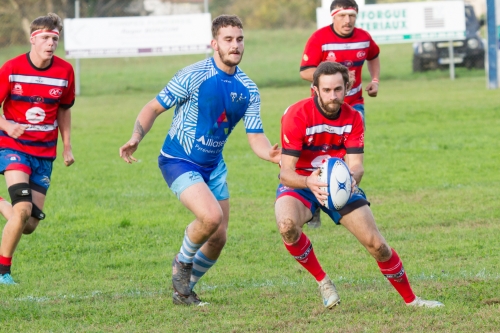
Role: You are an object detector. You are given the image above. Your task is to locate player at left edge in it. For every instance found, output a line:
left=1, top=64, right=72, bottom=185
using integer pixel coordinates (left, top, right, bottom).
left=0, top=13, right=75, bottom=285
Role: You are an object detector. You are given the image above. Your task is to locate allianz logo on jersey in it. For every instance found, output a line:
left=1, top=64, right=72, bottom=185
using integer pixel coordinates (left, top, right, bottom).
left=196, top=136, right=227, bottom=148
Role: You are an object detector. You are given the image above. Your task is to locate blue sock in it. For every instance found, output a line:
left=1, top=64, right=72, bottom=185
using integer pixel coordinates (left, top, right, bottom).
left=177, top=231, right=203, bottom=264
left=190, top=250, right=217, bottom=290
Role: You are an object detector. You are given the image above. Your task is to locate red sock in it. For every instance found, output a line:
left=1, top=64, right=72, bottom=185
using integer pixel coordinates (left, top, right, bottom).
left=0, top=256, right=12, bottom=266
left=0, top=256, right=12, bottom=275
left=377, top=248, right=416, bottom=303
left=284, top=232, right=326, bottom=282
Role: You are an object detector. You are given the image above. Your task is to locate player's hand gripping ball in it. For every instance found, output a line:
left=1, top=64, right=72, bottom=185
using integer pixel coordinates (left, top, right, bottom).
left=318, top=158, right=353, bottom=210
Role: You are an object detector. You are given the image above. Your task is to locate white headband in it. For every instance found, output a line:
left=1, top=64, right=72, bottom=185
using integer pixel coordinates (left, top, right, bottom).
left=31, top=29, right=60, bottom=37
left=331, top=7, right=358, bottom=17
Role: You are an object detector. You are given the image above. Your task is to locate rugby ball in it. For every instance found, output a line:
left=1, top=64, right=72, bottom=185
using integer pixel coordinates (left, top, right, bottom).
left=318, top=158, right=352, bottom=210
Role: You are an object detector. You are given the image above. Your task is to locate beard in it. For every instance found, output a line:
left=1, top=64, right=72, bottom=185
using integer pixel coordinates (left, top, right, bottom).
left=218, top=48, right=244, bottom=67
left=318, top=95, right=342, bottom=118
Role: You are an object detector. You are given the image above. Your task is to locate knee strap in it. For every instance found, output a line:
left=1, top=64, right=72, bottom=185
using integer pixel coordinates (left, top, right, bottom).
left=31, top=203, right=46, bottom=220
left=8, top=183, right=32, bottom=206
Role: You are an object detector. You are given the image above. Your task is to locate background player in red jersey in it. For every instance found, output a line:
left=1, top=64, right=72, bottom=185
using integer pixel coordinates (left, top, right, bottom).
left=275, top=61, right=443, bottom=309
left=0, top=13, right=75, bottom=285
left=300, top=0, right=380, bottom=228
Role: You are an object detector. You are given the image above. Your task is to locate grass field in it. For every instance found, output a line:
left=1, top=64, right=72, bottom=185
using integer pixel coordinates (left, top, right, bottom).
left=0, top=29, right=499, bottom=332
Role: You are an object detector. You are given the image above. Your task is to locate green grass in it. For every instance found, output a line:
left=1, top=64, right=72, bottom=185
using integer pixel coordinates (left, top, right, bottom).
left=0, top=29, right=499, bottom=332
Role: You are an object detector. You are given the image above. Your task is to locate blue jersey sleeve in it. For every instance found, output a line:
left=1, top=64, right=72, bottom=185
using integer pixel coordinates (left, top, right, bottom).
left=156, top=71, right=189, bottom=110
left=242, top=82, right=264, bottom=134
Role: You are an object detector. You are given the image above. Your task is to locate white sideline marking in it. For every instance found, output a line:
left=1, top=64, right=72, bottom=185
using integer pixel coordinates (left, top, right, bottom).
left=14, top=271, right=499, bottom=303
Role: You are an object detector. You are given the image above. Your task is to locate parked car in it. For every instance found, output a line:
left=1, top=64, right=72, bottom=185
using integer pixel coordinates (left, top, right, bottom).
left=412, top=4, right=485, bottom=72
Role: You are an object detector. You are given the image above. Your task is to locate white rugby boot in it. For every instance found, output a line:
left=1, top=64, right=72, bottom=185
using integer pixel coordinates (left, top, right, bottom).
left=407, top=296, right=444, bottom=308
left=318, top=275, right=340, bottom=309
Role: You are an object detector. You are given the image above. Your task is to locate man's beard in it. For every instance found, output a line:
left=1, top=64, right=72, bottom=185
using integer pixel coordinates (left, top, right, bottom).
left=319, top=96, right=342, bottom=118
left=218, top=48, right=243, bottom=67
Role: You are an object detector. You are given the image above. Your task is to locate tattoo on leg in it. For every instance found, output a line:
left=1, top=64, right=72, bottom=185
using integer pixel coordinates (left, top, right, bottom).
left=133, top=120, right=145, bottom=139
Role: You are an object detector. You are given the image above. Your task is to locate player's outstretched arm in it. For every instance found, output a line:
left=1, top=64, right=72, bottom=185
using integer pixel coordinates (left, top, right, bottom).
left=57, top=106, right=74, bottom=167
left=269, top=143, right=281, bottom=163
left=247, top=133, right=281, bottom=164
left=119, top=98, right=166, bottom=164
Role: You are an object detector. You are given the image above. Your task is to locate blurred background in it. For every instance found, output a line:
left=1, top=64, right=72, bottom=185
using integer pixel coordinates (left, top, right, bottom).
left=0, top=0, right=487, bottom=47
left=2, top=0, right=317, bottom=47
left=0, top=0, right=492, bottom=96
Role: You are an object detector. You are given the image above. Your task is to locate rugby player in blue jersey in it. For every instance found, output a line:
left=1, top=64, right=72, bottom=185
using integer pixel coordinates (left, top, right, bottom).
left=119, top=15, right=280, bottom=306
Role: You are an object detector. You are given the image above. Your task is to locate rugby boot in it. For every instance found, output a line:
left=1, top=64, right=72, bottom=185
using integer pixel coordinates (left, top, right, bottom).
left=407, top=296, right=444, bottom=308
left=0, top=273, right=16, bottom=285
left=318, top=275, right=340, bottom=309
left=173, top=290, right=209, bottom=306
left=172, top=254, right=192, bottom=296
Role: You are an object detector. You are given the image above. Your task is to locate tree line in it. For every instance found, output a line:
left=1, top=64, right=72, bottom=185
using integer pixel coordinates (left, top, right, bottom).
left=1, top=0, right=324, bottom=46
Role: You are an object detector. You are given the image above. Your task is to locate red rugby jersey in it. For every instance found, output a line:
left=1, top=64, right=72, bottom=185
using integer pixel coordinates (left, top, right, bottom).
left=281, top=96, right=364, bottom=176
left=0, top=53, right=75, bottom=159
left=300, top=26, right=379, bottom=106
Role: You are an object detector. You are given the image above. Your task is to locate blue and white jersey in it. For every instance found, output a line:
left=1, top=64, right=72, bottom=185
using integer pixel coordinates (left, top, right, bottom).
left=156, top=57, right=264, bottom=167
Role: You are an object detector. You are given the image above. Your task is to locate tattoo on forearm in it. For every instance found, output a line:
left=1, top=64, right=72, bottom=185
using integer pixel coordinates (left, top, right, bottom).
left=133, top=120, right=145, bottom=138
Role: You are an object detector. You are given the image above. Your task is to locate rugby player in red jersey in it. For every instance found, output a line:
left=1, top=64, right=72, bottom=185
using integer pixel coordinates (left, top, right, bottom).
left=0, top=13, right=75, bottom=285
left=275, top=61, right=443, bottom=309
left=301, top=0, right=380, bottom=228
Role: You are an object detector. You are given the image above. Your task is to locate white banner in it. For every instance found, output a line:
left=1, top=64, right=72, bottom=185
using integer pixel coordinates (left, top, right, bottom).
left=317, top=1, right=466, bottom=44
left=64, top=13, right=212, bottom=58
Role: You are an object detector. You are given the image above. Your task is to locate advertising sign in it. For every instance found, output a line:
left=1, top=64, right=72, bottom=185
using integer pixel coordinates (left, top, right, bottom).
left=317, top=1, right=466, bottom=44
left=64, top=13, right=212, bottom=58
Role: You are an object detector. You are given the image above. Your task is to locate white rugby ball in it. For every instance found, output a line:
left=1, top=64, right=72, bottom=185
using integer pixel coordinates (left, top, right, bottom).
left=318, top=158, right=352, bottom=210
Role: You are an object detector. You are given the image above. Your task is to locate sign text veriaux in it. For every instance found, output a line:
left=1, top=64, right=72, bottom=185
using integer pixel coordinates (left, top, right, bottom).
left=316, top=1, right=466, bottom=44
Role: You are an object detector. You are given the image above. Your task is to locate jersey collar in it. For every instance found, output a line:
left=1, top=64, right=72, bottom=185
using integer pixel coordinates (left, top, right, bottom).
left=330, top=24, right=354, bottom=39
left=211, top=57, right=239, bottom=77
left=26, top=52, right=54, bottom=71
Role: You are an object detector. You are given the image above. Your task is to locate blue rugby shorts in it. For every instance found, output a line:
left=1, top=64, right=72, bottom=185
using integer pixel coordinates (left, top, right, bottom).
left=158, top=155, right=229, bottom=201
left=276, top=184, right=369, bottom=224
left=0, top=149, right=53, bottom=193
